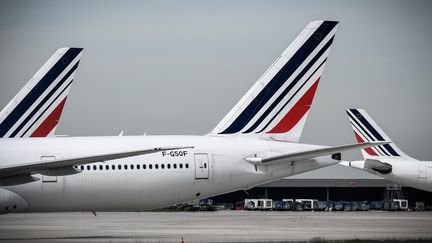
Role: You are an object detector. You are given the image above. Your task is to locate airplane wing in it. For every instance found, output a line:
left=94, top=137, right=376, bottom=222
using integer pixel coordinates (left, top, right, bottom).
left=0, top=146, right=192, bottom=183
left=244, top=142, right=389, bottom=165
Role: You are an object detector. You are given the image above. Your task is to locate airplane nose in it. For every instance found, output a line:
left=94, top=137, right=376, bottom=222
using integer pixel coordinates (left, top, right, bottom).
left=0, top=188, right=29, bottom=214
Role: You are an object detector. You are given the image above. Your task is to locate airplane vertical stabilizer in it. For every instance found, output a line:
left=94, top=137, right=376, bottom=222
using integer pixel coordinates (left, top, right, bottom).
left=0, top=48, right=83, bottom=138
left=210, top=21, right=339, bottom=142
left=346, top=109, right=415, bottom=160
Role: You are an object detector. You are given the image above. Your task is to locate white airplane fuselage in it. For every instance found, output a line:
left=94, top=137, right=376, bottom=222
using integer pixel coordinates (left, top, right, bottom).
left=0, top=135, right=337, bottom=213
left=348, top=159, right=432, bottom=192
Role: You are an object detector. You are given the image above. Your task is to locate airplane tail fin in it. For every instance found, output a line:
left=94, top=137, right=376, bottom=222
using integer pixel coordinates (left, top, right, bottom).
left=346, top=109, right=414, bottom=160
left=0, top=47, right=83, bottom=138
left=210, top=21, right=339, bottom=142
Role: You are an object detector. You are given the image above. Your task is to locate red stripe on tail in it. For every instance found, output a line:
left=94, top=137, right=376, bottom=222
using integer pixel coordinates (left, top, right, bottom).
left=267, top=78, right=320, bottom=134
left=354, top=131, right=378, bottom=156
left=30, top=97, right=67, bottom=137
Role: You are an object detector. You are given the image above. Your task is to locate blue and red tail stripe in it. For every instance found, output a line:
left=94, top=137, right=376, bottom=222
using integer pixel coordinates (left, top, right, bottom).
left=31, top=97, right=68, bottom=137
left=10, top=62, right=79, bottom=137
left=246, top=36, right=332, bottom=134
left=219, top=21, right=338, bottom=134
left=347, top=112, right=389, bottom=156
left=347, top=109, right=400, bottom=157
left=21, top=78, right=74, bottom=137
left=267, top=78, right=319, bottom=133
left=258, top=57, right=327, bottom=133
left=0, top=48, right=82, bottom=137
left=353, top=131, right=378, bottom=156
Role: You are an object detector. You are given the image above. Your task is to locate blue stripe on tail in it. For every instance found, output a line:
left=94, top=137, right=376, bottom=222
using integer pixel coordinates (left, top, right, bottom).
left=10, top=62, right=79, bottom=137
left=219, top=21, right=338, bottom=134
left=251, top=38, right=334, bottom=134
left=0, top=48, right=82, bottom=137
left=349, top=109, right=400, bottom=156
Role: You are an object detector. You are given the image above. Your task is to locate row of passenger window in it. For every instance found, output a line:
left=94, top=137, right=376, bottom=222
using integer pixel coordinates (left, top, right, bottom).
left=76, top=163, right=189, bottom=171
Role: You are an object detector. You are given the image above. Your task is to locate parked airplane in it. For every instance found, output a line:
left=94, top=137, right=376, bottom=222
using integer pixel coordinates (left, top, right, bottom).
left=342, top=109, right=432, bottom=192
left=0, top=48, right=83, bottom=138
left=0, top=21, right=384, bottom=214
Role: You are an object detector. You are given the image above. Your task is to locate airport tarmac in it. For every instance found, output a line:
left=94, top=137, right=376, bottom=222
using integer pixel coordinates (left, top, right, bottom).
left=0, top=211, right=431, bottom=243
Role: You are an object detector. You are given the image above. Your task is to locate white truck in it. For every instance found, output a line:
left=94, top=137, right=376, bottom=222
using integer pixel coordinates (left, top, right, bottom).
left=295, top=199, right=319, bottom=211
left=393, top=199, right=409, bottom=211
left=244, top=199, right=272, bottom=210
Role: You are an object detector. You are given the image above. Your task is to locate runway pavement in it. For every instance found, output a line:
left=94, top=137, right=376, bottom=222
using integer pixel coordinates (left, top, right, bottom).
left=0, top=211, right=431, bottom=242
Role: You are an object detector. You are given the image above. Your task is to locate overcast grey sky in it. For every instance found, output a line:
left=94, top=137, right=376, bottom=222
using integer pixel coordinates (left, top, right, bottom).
left=1, top=0, right=431, bottom=179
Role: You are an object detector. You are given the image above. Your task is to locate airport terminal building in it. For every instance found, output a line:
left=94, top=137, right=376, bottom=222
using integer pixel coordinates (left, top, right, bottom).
left=211, top=164, right=432, bottom=207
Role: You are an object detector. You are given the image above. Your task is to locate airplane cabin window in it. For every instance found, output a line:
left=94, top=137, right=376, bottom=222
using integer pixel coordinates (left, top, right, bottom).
left=99, top=165, right=103, bottom=170
left=87, top=165, right=90, bottom=170
left=112, top=165, right=115, bottom=170
left=131, top=164, right=134, bottom=170
left=93, top=165, right=97, bottom=170
left=106, top=165, right=109, bottom=170
left=137, top=164, right=140, bottom=169
left=179, top=163, right=183, bottom=169
left=124, top=164, right=128, bottom=170
left=149, top=164, right=152, bottom=169
left=80, top=165, right=84, bottom=170
left=186, top=163, right=189, bottom=169
left=161, top=164, right=165, bottom=169
left=173, top=164, right=177, bottom=169
left=118, top=164, right=122, bottom=170
left=155, top=164, right=159, bottom=169
left=143, top=164, right=146, bottom=169
left=167, top=164, right=171, bottom=169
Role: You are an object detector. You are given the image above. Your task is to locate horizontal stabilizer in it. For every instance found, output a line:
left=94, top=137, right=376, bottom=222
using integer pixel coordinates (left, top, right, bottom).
left=244, top=141, right=389, bottom=165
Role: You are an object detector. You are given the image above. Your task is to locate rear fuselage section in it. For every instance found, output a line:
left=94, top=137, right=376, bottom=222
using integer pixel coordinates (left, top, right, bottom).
left=0, top=135, right=337, bottom=212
